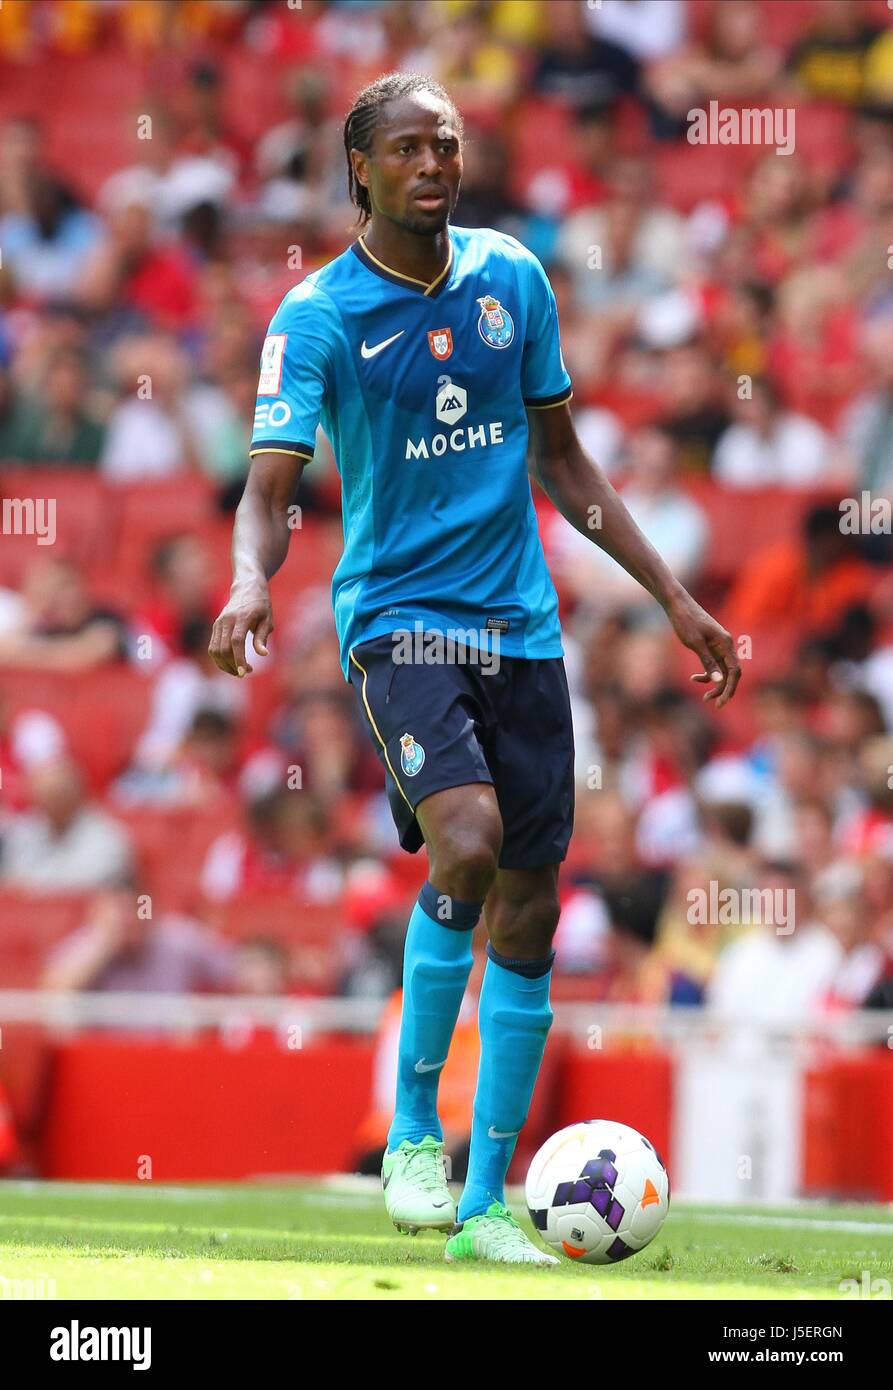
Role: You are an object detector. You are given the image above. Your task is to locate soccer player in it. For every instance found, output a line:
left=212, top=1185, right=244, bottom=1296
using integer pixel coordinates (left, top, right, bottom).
left=210, top=73, right=740, bottom=1265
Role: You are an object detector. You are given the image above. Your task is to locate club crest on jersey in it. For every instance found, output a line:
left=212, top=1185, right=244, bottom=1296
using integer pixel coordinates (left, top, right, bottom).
left=477, top=295, right=514, bottom=349
left=399, top=733, right=426, bottom=777
left=428, top=327, right=453, bottom=360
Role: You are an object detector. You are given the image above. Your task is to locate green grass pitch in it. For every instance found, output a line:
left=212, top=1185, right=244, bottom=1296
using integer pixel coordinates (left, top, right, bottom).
left=0, top=1180, right=891, bottom=1300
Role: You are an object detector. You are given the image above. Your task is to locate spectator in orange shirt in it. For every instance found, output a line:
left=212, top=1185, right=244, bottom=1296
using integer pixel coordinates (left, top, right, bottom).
left=725, top=503, right=875, bottom=637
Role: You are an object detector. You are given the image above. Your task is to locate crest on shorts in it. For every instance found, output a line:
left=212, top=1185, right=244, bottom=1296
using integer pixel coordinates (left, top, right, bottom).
left=428, top=327, right=453, bottom=360
left=477, top=295, right=514, bottom=349
left=399, top=732, right=426, bottom=777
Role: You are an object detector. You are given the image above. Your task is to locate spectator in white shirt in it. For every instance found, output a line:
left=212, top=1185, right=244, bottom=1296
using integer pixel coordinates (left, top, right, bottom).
left=549, top=423, right=707, bottom=619
left=100, top=334, right=210, bottom=481
left=556, top=154, right=686, bottom=315
left=708, top=863, right=841, bottom=1027
left=713, top=376, right=834, bottom=486
left=585, top=0, right=687, bottom=62
left=1, top=757, right=133, bottom=892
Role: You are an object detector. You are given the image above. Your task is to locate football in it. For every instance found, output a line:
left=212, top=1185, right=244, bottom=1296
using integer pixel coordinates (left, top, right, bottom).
left=525, top=1120, right=670, bottom=1264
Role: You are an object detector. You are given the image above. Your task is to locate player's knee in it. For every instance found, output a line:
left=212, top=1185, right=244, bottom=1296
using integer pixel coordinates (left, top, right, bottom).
left=428, top=812, right=502, bottom=902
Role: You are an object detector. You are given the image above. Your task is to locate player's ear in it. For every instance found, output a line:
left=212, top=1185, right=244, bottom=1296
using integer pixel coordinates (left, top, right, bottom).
left=350, top=148, right=370, bottom=192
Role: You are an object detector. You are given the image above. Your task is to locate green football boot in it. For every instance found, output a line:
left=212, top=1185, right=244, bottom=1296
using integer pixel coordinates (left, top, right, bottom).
left=444, top=1200, right=559, bottom=1265
left=381, top=1135, right=456, bottom=1235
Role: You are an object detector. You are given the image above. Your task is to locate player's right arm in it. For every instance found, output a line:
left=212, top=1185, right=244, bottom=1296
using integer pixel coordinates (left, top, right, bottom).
left=519, top=247, right=739, bottom=708
left=209, top=283, right=332, bottom=678
left=208, top=451, right=304, bottom=677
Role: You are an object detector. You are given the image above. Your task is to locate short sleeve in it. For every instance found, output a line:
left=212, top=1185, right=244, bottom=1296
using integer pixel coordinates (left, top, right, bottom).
left=520, top=254, right=573, bottom=410
left=249, top=282, right=332, bottom=462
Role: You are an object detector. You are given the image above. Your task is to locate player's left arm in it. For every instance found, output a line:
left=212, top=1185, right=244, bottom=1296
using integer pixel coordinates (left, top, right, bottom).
left=528, top=402, right=741, bottom=707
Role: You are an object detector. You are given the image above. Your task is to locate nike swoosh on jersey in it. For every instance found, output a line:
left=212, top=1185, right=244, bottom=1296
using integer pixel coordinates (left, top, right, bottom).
left=414, top=1057, right=447, bottom=1073
left=360, top=331, right=405, bottom=359
left=487, top=1126, right=520, bottom=1140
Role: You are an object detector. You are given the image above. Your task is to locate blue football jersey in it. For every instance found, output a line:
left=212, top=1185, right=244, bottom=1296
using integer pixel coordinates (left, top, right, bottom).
left=250, top=225, right=572, bottom=678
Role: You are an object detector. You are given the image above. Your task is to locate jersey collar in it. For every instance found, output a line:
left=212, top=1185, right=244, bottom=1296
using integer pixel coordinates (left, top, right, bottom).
left=351, top=231, right=453, bottom=299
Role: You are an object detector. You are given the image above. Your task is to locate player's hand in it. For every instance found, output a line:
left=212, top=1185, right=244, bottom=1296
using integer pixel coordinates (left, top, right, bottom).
left=209, top=584, right=274, bottom=677
left=665, top=590, right=741, bottom=709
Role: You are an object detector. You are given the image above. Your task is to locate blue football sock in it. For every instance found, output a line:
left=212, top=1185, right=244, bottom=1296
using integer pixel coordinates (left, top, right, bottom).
left=387, top=883, right=480, bottom=1151
left=458, top=943, right=554, bottom=1221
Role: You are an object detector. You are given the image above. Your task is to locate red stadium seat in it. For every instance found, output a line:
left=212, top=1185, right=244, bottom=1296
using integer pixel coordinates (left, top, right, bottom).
left=788, top=101, right=854, bottom=177
left=268, top=519, right=343, bottom=609
left=612, top=95, right=651, bottom=156
left=0, top=1022, right=50, bottom=1146
left=0, top=470, right=115, bottom=587
left=97, top=481, right=232, bottom=615
left=70, top=668, right=154, bottom=788
left=685, top=0, right=821, bottom=51
left=94, top=511, right=234, bottom=614
left=0, top=667, right=153, bottom=791
left=211, top=895, right=347, bottom=992
left=219, top=50, right=290, bottom=146
left=0, top=956, right=49, bottom=989
left=550, top=974, right=605, bottom=1003
left=213, top=895, right=344, bottom=942
left=0, top=892, right=87, bottom=974
left=112, top=804, right=191, bottom=886
left=655, top=139, right=759, bottom=214
left=238, top=666, right=284, bottom=748
left=683, top=481, right=831, bottom=589
left=383, top=851, right=428, bottom=899
left=0, top=670, right=70, bottom=717
left=107, top=476, right=218, bottom=569
left=756, top=0, right=823, bottom=50
left=583, top=385, right=664, bottom=428
left=109, top=803, right=242, bottom=912
left=0, top=51, right=148, bottom=200
left=508, top=98, right=575, bottom=206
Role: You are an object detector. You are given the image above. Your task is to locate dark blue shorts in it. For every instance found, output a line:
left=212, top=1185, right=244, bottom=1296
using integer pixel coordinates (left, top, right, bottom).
left=347, top=634, right=575, bottom=870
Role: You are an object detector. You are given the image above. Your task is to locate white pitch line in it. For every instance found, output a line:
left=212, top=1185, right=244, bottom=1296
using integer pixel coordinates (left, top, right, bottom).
left=0, top=1179, right=381, bottom=1204
left=0, top=1181, right=230, bottom=1202
left=692, top=1212, right=893, bottom=1236
left=2, top=1180, right=891, bottom=1235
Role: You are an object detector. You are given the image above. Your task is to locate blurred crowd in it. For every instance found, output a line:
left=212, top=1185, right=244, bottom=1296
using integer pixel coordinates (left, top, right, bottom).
left=0, top=0, right=892, bottom=1023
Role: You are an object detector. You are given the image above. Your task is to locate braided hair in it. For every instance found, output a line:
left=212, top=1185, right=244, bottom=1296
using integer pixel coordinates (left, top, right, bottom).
left=343, top=72, right=462, bottom=225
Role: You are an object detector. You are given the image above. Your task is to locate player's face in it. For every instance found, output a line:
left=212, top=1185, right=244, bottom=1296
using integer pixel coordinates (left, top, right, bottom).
left=357, top=94, right=462, bottom=234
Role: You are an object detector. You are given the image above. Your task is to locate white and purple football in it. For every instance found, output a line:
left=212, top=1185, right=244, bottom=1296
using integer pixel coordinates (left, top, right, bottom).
left=525, top=1119, right=670, bottom=1265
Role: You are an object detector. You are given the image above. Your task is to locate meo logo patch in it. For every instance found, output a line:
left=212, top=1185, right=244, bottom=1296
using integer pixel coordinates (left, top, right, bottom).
left=428, top=327, right=453, bottom=360
left=254, top=400, right=292, bottom=429
left=258, top=334, right=287, bottom=395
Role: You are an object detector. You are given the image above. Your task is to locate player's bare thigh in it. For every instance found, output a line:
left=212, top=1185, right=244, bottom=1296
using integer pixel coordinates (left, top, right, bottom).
left=415, top=782, right=503, bottom=904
